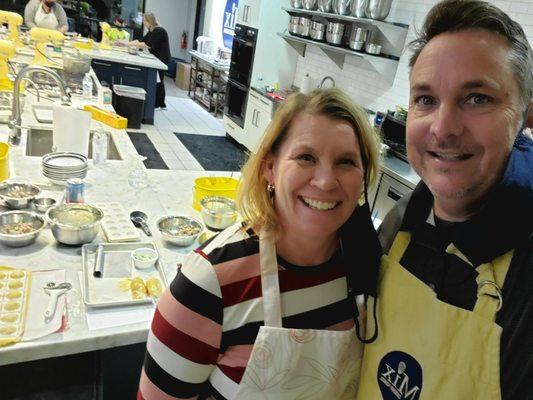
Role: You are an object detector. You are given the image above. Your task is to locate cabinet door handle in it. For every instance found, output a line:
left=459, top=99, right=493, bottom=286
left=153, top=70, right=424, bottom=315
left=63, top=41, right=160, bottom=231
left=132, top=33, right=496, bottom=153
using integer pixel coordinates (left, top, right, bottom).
left=93, top=61, right=112, bottom=67
left=111, top=75, right=114, bottom=86
left=259, top=98, right=270, bottom=107
left=120, top=77, right=123, bottom=84
left=245, top=5, right=249, bottom=22
left=124, top=66, right=142, bottom=71
left=255, top=110, right=260, bottom=127
left=387, top=188, right=402, bottom=201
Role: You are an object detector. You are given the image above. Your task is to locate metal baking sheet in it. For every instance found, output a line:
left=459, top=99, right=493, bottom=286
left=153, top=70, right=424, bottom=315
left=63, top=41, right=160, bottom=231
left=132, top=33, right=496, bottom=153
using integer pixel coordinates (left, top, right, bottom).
left=81, top=242, right=168, bottom=308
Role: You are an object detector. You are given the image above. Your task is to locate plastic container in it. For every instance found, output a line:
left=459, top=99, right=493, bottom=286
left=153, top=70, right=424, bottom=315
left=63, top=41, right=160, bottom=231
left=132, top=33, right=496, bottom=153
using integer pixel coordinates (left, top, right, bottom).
left=112, top=84, right=146, bottom=129
left=82, top=73, right=93, bottom=99
left=0, top=142, right=9, bottom=182
left=192, top=176, right=239, bottom=211
left=132, top=248, right=159, bottom=270
left=92, top=124, right=108, bottom=166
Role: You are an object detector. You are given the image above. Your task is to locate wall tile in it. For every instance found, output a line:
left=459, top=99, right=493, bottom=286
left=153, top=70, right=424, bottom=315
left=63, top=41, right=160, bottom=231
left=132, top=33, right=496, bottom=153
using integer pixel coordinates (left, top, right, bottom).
left=292, top=0, right=533, bottom=113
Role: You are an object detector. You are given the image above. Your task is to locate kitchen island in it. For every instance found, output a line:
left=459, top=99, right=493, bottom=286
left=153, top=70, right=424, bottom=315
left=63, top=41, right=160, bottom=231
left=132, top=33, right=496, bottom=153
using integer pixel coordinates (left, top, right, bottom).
left=83, top=47, right=168, bottom=125
left=0, top=79, right=232, bottom=383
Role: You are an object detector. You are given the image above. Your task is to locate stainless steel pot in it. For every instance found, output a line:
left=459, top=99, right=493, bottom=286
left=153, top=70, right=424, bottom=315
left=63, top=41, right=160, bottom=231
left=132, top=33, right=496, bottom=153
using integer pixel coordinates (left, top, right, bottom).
left=366, top=43, right=382, bottom=55
left=310, top=21, right=326, bottom=41
left=289, top=16, right=300, bottom=35
left=349, top=27, right=369, bottom=50
left=351, top=0, right=367, bottom=17
left=332, top=0, right=352, bottom=15
left=366, top=0, right=392, bottom=20
left=302, top=0, right=318, bottom=10
left=299, top=16, right=312, bottom=37
left=290, top=0, right=303, bottom=8
left=62, top=50, right=92, bottom=75
left=326, top=22, right=345, bottom=45
left=318, top=0, right=333, bottom=12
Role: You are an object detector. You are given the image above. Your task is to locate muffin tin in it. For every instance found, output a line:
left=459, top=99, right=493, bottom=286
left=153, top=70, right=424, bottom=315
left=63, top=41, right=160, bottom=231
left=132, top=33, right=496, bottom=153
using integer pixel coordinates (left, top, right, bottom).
left=0, top=268, right=30, bottom=346
left=93, top=202, right=140, bottom=242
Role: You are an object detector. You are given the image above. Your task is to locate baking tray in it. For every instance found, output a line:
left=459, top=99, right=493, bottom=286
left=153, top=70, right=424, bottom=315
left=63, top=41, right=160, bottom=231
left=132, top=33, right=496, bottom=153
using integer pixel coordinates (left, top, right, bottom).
left=81, top=242, right=167, bottom=308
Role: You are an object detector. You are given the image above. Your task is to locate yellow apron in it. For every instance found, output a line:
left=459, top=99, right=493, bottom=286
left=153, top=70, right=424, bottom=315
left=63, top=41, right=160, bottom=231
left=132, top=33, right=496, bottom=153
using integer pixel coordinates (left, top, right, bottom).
left=233, top=230, right=364, bottom=399
left=357, top=231, right=512, bottom=400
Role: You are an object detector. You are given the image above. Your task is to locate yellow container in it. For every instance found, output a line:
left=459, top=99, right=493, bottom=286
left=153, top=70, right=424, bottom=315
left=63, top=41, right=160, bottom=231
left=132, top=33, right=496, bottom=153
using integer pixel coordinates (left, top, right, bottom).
left=192, top=177, right=239, bottom=211
left=0, top=142, right=9, bottom=182
left=83, top=105, right=128, bottom=129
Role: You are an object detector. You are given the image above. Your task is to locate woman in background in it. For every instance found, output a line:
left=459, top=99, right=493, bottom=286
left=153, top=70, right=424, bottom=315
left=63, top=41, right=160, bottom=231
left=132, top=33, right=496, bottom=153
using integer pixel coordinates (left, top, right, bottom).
left=24, top=0, right=68, bottom=33
left=131, top=12, right=170, bottom=109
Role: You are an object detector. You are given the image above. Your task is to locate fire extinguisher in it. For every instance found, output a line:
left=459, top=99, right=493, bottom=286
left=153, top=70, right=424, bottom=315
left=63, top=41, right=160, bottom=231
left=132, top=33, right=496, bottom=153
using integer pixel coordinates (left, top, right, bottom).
left=181, top=31, right=188, bottom=49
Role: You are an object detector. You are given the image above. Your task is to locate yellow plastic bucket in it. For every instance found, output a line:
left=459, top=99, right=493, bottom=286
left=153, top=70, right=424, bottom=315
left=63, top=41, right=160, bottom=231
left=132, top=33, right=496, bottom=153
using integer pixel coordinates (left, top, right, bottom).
left=192, top=176, right=239, bottom=211
left=0, top=142, right=9, bottom=182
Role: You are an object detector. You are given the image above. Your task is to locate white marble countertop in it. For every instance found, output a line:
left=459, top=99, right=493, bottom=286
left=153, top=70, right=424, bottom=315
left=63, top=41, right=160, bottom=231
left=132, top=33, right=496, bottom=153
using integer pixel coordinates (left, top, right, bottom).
left=0, top=85, right=232, bottom=365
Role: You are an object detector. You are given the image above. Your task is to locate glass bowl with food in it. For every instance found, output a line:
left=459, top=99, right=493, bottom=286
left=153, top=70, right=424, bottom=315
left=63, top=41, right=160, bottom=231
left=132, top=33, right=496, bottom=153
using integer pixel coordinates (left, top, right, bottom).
left=156, top=215, right=203, bottom=247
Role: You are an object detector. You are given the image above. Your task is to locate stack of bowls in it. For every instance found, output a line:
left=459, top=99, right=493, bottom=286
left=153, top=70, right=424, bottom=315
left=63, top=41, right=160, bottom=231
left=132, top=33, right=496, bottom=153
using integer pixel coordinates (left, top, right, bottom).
left=42, top=152, right=88, bottom=185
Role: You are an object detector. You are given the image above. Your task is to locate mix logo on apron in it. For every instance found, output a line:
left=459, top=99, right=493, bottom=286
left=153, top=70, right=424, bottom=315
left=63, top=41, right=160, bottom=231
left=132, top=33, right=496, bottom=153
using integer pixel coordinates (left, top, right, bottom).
left=357, top=231, right=512, bottom=400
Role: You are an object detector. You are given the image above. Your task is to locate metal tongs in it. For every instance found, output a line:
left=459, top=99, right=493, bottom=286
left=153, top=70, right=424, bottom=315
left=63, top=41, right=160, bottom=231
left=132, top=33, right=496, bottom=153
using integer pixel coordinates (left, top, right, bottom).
left=44, top=281, right=72, bottom=321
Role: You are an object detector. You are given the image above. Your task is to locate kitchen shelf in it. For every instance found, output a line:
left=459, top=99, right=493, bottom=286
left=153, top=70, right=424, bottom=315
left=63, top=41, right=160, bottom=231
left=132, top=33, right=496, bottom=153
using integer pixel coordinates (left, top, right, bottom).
left=278, top=32, right=400, bottom=80
left=188, top=52, right=227, bottom=117
left=282, top=7, right=409, bottom=59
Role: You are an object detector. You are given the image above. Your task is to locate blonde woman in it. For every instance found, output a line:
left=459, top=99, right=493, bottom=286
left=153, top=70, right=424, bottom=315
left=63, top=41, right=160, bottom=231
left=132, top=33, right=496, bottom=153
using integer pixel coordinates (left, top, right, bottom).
left=138, top=89, right=382, bottom=400
left=131, top=12, right=170, bottom=109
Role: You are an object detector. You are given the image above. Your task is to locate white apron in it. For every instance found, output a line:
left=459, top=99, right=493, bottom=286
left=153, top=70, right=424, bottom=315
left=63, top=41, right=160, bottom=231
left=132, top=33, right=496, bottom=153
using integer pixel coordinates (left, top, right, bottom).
left=34, top=4, right=59, bottom=31
left=233, top=229, right=364, bottom=399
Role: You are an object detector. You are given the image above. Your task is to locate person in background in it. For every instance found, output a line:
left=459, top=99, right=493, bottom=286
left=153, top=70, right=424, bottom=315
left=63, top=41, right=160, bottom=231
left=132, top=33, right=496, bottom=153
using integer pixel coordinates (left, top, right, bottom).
left=24, top=0, right=68, bottom=33
left=138, top=89, right=383, bottom=399
left=356, top=1, right=532, bottom=399
left=130, top=12, right=170, bottom=109
left=106, top=16, right=130, bottom=42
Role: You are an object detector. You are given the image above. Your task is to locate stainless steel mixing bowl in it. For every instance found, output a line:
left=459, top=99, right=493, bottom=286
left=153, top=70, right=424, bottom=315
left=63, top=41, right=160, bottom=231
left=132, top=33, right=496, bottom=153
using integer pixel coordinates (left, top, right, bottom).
left=200, top=196, right=238, bottom=231
left=0, top=210, right=46, bottom=247
left=46, top=204, right=103, bottom=246
left=157, top=215, right=203, bottom=247
left=0, top=182, right=41, bottom=209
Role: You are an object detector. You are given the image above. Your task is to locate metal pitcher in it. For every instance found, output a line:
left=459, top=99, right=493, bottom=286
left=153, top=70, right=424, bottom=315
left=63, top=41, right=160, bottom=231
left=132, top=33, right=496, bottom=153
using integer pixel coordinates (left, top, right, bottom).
left=366, top=0, right=392, bottom=20
left=350, top=0, right=367, bottom=18
left=332, top=0, right=352, bottom=15
left=318, top=0, right=333, bottom=12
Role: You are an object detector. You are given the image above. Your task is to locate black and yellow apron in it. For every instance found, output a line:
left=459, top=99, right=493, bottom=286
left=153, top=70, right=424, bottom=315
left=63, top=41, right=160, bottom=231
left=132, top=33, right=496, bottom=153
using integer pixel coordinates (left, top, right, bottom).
left=356, top=231, right=513, bottom=400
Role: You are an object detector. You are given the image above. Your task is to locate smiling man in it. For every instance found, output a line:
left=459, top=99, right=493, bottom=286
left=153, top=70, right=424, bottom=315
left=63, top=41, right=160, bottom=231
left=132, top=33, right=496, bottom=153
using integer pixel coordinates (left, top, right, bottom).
left=356, top=1, right=532, bottom=399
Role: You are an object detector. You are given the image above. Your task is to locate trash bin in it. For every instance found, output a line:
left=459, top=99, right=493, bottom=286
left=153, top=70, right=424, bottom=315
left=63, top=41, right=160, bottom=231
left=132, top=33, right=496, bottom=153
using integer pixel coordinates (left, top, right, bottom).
left=112, top=84, right=146, bottom=129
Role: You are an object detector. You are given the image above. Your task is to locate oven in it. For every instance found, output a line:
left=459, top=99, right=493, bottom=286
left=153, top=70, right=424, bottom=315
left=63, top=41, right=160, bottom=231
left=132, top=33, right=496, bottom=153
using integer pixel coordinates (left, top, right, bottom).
left=225, top=79, right=249, bottom=128
left=228, top=24, right=257, bottom=86
left=380, top=113, right=407, bottom=161
left=225, top=24, right=258, bottom=129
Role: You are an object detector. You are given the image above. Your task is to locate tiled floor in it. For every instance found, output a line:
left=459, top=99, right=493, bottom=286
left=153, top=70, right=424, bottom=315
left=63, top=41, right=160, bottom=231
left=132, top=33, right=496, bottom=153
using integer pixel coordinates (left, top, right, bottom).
left=127, top=77, right=225, bottom=171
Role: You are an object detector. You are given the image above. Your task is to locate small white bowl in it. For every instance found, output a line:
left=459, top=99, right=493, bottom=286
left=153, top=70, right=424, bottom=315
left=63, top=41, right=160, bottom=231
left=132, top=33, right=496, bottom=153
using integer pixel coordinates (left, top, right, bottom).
left=131, top=247, right=159, bottom=270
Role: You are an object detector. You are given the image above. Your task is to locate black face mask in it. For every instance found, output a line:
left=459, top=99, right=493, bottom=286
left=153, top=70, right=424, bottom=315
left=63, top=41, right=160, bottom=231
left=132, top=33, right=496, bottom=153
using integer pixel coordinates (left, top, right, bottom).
left=43, top=1, right=55, bottom=8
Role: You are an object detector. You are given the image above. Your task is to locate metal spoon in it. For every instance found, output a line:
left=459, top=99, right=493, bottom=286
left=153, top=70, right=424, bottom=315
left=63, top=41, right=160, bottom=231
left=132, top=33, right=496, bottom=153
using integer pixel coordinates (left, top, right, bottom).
left=130, top=211, right=152, bottom=236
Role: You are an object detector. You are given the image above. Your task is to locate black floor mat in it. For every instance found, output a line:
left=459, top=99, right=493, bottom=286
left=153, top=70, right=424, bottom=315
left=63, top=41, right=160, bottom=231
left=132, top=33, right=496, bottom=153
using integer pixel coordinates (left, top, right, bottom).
left=174, top=133, right=248, bottom=171
left=127, top=132, right=169, bottom=170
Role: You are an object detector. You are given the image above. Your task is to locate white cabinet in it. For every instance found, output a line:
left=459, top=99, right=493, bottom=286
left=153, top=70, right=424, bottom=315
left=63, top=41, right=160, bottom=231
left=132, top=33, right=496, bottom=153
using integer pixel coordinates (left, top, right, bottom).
left=243, top=90, right=273, bottom=152
left=237, top=0, right=261, bottom=29
left=223, top=115, right=244, bottom=145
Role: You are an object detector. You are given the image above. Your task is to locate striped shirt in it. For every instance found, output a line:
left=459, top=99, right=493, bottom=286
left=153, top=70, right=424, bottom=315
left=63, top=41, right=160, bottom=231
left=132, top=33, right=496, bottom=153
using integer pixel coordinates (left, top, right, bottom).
left=138, top=224, right=355, bottom=400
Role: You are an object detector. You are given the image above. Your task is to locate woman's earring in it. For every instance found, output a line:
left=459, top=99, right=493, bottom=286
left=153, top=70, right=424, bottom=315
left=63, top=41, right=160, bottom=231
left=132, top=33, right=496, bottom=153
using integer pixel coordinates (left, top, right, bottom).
left=267, top=183, right=275, bottom=193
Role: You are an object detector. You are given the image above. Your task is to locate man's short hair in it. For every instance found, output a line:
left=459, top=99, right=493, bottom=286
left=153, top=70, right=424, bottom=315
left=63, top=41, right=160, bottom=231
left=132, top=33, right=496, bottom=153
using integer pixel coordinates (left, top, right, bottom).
left=409, top=0, right=533, bottom=110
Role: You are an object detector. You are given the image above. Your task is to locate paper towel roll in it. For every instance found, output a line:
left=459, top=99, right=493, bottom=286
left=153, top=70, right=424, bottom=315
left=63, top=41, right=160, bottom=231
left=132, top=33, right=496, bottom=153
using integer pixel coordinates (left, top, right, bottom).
left=301, top=74, right=314, bottom=94
left=53, top=105, right=91, bottom=157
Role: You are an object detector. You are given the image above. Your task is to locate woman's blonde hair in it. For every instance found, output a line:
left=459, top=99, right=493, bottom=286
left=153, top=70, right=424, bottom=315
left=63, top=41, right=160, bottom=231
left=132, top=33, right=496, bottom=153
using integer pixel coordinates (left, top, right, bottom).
left=237, top=88, right=381, bottom=233
left=143, top=12, right=158, bottom=30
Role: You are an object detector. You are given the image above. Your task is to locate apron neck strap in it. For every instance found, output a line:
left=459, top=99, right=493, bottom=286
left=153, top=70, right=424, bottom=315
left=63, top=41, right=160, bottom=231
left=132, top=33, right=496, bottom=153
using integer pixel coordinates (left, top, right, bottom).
left=259, top=229, right=282, bottom=328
